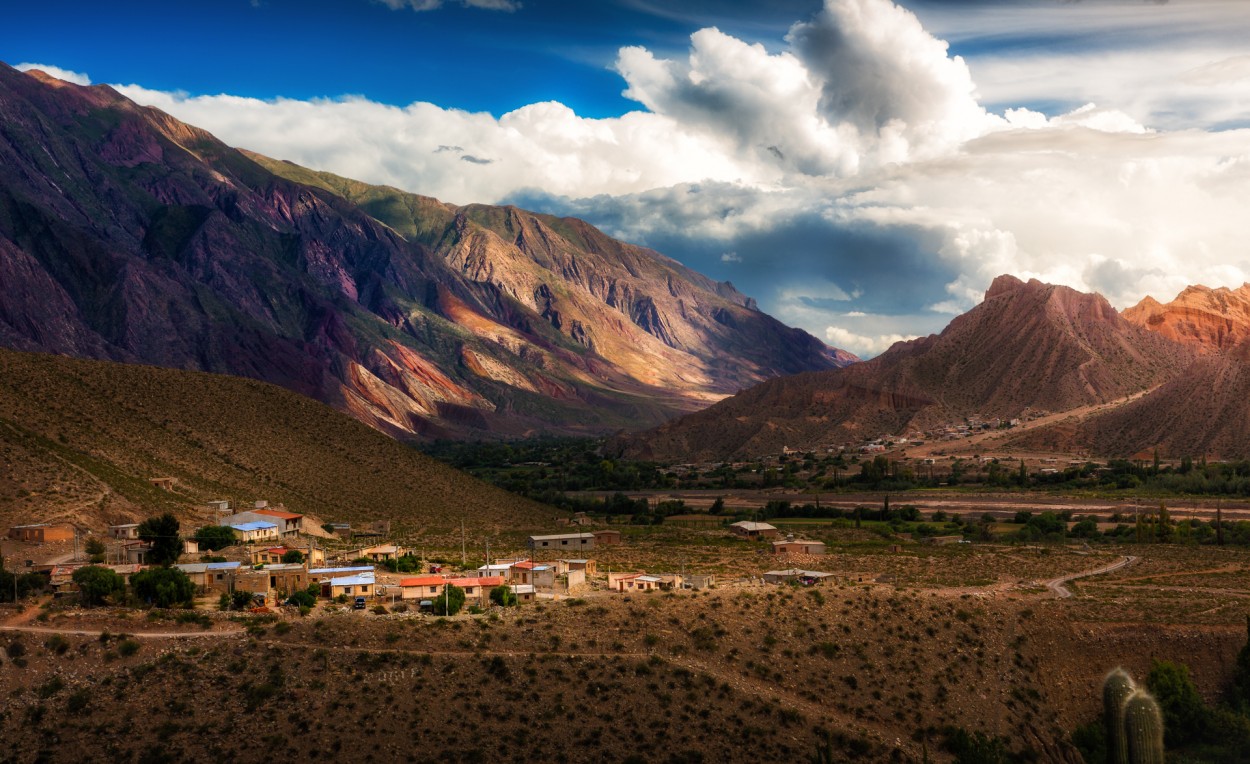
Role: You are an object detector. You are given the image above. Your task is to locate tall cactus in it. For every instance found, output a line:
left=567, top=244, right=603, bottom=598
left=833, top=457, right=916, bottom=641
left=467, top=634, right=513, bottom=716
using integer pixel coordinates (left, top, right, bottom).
left=1103, top=668, right=1136, bottom=764
left=1124, top=689, right=1165, bottom=764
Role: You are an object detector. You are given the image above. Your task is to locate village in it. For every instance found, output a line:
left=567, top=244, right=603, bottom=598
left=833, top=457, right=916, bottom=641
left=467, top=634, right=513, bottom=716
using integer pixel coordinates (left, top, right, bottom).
left=3, top=501, right=845, bottom=616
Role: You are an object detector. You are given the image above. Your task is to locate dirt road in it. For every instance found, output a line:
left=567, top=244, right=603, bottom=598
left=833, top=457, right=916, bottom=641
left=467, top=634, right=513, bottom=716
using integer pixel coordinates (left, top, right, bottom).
left=1044, top=555, right=1136, bottom=598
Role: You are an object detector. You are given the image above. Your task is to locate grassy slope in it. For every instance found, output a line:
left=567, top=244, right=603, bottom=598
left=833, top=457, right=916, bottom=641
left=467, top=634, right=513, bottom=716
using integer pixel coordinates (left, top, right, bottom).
left=0, top=349, right=557, bottom=531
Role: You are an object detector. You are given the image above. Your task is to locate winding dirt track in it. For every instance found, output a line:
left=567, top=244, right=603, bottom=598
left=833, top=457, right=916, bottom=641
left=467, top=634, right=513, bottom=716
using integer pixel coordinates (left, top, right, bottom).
left=1043, top=555, right=1136, bottom=598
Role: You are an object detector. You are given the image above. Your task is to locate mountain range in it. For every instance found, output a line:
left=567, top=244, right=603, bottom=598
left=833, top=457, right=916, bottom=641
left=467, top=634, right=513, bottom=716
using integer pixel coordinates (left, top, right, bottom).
left=619, top=275, right=1250, bottom=463
left=0, top=63, right=852, bottom=442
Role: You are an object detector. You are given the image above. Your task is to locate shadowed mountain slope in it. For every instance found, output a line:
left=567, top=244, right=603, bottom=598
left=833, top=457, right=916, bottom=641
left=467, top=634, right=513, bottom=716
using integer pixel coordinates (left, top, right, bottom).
left=0, top=63, right=851, bottom=441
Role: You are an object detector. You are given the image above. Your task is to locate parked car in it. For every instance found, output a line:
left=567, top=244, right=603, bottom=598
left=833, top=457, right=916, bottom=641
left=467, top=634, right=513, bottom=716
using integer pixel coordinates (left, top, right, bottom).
left=353, top=596, right=367, bottom=609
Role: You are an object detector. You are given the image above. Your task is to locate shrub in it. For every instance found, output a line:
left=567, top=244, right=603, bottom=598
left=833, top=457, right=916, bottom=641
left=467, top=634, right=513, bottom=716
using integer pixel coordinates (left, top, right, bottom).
left=193, top=525, right=237, bottom=552
left=44, top=635, right=69, bottom=655
left=130, top=567, right=195, bottom=608
left=73, top=565, right=126, bottom=607
left=6, top=640, right=26, bottom=659
left=281, top=550, right=304, bottom=564
left=286, top=590, right=316, bottom=609
left=67, top=688, right=91, bottom=713
left=489, top=585, right=516, bottom=607
left=434, top=585, right=466, bottom=616
left=118, top=639, right=141, bottom=657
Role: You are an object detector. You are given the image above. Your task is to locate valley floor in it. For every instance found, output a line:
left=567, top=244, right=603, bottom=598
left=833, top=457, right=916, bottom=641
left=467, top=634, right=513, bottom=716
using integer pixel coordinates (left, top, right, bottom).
left=1, top=538, right=1246, bottom=763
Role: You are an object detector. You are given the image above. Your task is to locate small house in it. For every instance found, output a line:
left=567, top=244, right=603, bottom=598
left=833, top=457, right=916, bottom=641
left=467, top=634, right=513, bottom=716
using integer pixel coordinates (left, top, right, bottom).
left=444, top=576, right=504, bottom=606
left=509, top=584, right=536, bottom=603
left=109, top=524, right=140, bottom=540
left=398, top=575, right=445, bottom=601
left=121, top=540, right=152, bottom=565
left=175, top=561, right=243, bottom=594
left=475, top=562, right=517, bottom=580
left=349, top=544, right=405, bottom=563
left=560, top=559, right=597, bottom=576
left=729, top=521, right=779, bottom=540
left=772, top=538, right=826, bottom=556
left=235, top=563, right=308, bottom=603
left=510, top=561, right=556, bottom=588
left=149, top=477, right=177, bottom=491
left=684, top=574, right=715, bottom=591
left=226, top=520, right=280, bottom=543
left=7, top=524, right=75, bottom=543
left=763, top=569, right=834, bottom=586
left=182, top=539, right=200, bottom=556
left=252, top=508, right=304, bottom=536
left=323, top=571, right=375, bottom=599
left=592, top=529, right=622, bottom=546
left=528, top=533, right=595, bottom=552
left=608, top=572, right=662, bottom=592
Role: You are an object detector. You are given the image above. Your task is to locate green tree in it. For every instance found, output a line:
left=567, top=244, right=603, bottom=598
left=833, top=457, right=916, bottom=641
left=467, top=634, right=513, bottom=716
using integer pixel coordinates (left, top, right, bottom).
left=281, top=550, right=304, bottom=564
left=130, top=567, right=195, bottom=608
left=193, top=525, right=237, bottom=552
left=1156, top=502, right=1174, bottom=543
left=1147, top=658, right=1208, bottom=747
left=84, top=537, right=107, bottom=563
left=137, top=513, right=181, bottom=566
left=489, top=584, right=516, bottom=607
left=72, top=565, right=125, bottom=607
left=435, top=584, right=466, bottom=616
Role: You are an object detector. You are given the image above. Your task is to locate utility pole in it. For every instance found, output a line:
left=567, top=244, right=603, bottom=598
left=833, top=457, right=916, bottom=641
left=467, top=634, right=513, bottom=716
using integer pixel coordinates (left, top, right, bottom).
left=461, top=519, right=466, bottom=567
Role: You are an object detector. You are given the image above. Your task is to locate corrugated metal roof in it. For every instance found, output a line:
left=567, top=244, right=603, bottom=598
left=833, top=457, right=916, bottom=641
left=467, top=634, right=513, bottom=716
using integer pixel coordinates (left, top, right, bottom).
left=309, top=566, right=373, bottom=575
left=328, top=573, right=374, bottom=587
left=528, top=533, right=594, bottom=541
left=399, top=576, right=444, bottom=587
left=228, top=521, right=277, bottom=532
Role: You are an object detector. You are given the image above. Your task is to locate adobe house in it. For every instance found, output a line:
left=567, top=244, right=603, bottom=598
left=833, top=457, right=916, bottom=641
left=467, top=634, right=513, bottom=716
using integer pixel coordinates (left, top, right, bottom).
left=528, top=533, right=595, bottom=552
left=235, top=563, right=308, bottom=603
left=557, top=559, right=597, bottom=576
left=509, top=584, right=536, bottom=603
left=149, top=477, right=177, bottom=491
left=772, top=537, right=826, bottom=556
left=592, top=529, right=622, bottom=546
left=729, top=521, right=779, bottom=540
left=174, top=561, right=243, bottom=594
left=7, top=524, right=74, bottom=543
left=685, top=574, right=715, bottom=591
left=607, top=572, right=661, bottom=592
left=182, top=539, right=200, bottom=556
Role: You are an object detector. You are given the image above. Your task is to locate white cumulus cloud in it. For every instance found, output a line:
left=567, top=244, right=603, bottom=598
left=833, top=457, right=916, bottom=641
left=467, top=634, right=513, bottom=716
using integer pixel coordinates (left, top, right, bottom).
left=15, top=63, right=91, bottom=86
left=51, top=0, right=1250, bottom=355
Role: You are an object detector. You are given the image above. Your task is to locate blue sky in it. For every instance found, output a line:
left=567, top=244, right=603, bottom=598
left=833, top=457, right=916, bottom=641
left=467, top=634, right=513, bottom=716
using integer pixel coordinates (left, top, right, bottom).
left=8, top=0, right=1250, bottom=357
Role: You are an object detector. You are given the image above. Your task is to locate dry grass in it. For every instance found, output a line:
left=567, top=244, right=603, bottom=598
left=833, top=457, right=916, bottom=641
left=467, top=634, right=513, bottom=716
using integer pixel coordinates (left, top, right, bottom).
left=0, top=349, right=556, bottom=533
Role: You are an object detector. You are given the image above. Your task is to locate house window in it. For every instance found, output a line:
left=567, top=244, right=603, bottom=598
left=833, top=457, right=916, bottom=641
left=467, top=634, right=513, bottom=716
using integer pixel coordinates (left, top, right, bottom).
left=562, top=540, right=568, bottom=545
